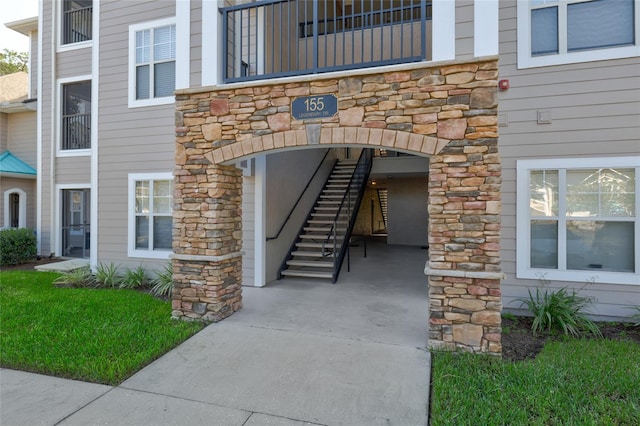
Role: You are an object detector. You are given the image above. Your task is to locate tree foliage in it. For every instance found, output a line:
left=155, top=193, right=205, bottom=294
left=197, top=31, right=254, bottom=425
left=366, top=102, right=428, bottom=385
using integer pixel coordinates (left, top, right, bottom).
left=0, top=49, right=29, bottom=75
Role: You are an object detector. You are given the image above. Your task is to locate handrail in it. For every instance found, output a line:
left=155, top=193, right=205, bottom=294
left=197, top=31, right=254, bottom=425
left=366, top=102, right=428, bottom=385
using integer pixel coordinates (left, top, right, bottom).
left=266, top=149, right=332, bottom=241
left=322, top=149, right=372, bottom=283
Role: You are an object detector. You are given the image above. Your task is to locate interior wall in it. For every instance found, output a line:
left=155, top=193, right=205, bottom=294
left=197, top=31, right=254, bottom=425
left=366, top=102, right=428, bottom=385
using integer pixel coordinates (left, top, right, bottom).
left=387, top=177, right=428, bottom=246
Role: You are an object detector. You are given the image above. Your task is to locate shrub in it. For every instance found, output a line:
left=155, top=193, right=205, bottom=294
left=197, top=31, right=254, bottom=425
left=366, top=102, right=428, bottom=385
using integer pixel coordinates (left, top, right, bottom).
left=150, top=263, right=173, bottom=298
left=0, top=228, right=37, bottom=266
left=519, top=287, right=602, bottom=338
left=95, top=262, right=122, bottom=288
left=121, top=265, right=149, bottom=289
left=629, top=306, right=640, bottom=327
left=54, top=266, right=96, bottom=288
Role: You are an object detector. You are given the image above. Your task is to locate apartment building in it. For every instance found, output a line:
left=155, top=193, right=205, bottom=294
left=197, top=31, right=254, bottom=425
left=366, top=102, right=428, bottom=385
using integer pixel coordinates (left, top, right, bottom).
left=8, top=0, right=639, bottom=354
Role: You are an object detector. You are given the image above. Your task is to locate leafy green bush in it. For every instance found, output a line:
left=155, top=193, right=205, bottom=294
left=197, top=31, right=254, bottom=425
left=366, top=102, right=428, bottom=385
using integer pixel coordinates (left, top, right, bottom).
left=95, top=262, right=122, bottom=288
left=151, top=263, right=173, bottom=298
left=54, top=266, right=96, bottom=288
left=519, top=287, right=602, bottom=338
left=0, top=228, right=37, bottom=266
left=121, top=265, right=149, bottom=289
left=629, top=306, right=640, bottom=327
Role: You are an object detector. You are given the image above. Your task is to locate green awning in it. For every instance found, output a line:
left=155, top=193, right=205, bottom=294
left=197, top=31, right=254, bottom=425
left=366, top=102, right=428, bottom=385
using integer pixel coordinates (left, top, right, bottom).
left=0, top=151, right=37, bottom=176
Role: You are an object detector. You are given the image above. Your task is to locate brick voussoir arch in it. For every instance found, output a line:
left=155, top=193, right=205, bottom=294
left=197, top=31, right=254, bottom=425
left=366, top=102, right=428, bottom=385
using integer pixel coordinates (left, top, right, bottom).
left=204, top=129, right=451, bottom=165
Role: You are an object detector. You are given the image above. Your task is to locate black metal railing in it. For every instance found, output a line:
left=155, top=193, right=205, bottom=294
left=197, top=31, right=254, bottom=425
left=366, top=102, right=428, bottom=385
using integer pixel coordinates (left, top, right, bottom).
left=267, top=149, right=333, bottom=241
left=221, top=0, right=430, bottom=83
left=62, top=113, right=91, bottom=150
left=63, top=6, right=92, bottom=45
left=299, top=3, right=429, bottom=37
left=324, top=149, right=372, bottom=283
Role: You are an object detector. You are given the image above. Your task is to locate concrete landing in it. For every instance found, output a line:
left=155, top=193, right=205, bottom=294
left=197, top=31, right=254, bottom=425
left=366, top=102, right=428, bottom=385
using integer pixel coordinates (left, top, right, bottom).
left=34, top=258, right=89, bottom=272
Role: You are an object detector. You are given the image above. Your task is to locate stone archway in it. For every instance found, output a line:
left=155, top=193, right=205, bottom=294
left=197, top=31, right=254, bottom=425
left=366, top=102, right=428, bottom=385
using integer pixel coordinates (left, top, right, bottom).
left=172, top=59, right=503, bottom=354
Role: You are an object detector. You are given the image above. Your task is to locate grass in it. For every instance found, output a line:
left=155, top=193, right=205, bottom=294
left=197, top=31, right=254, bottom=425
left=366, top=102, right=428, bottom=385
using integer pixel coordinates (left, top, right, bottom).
left=430, top=339, right=640, bottom=425
left=0, top=271, right=204, bottom=385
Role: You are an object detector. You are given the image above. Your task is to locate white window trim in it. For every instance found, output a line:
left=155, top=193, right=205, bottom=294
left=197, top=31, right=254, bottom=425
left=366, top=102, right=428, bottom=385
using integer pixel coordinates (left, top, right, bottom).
left=3, top=188, right=27, bottom=229
left=517, top=156, right=640, bottom=286
left=517, top=0, right=640, bottom=69
left=56, top=0, right=93, bottom=52
left=128, top=172, right=174, bottom=259
left=128, top=17, right=177, bottom=108
left=56, top=75, right=92, bottom=157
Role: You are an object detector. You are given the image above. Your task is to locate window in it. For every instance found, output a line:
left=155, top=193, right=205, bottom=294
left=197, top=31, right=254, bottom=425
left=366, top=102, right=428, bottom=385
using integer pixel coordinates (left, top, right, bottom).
left=61, top=80, right=91, bottom=151
left=517, top=157, right=639, bottom=285
left=518, top=0, right=640, bottom=68
left=128, top=173, right=173, bottom=259
left=129, top=18, right=176, bottom=107
left=3, top=189, right=27, bottom=229
left=62, top=0, right=92, bottom=45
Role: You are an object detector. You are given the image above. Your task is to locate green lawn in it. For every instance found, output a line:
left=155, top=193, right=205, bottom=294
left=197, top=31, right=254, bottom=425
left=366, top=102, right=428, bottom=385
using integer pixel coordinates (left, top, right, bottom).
left=430, top=339, right=640, bottom=425
left=0, top=271, right=204, bottom=385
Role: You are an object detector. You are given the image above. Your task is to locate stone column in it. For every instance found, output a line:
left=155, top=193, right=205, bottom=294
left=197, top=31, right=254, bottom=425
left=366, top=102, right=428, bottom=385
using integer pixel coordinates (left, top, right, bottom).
left=171, top=148, right=243, bottom=321
left=426, top=136, right=503, bottom=354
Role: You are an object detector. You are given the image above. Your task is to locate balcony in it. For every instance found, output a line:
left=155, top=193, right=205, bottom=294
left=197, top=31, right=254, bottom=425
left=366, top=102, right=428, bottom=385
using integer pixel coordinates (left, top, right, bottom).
left=62, top=1, right=92, bottom=45
left=221, top=0, right=432, bottom=83
left=62, top=113, right=91, bottom=150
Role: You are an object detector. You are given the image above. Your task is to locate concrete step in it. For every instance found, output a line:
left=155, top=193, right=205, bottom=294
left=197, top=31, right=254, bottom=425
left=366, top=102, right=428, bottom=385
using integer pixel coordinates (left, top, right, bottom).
left=303, top=226, right=346, bottom=232
left=281, top=270, right=333, bottom=279
left=290, top=250, right=334, bottom=258
left=307, top=219, right=347, bottom=224
left=286, top=260, right=334, bottom=268
left=299, top=234, right=342, bottom=240
left=295, top=242, right=341, bottom=249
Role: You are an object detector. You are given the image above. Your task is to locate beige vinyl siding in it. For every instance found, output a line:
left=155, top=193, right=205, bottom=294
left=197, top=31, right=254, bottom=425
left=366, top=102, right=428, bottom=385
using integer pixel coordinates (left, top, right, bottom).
left=56, top=48, right=92, bottom=78
left=498, top=1, right=640, bottom=319
left=190, top=0, right=202, bottom=88
left=242, top=176, right=256, bottom=286
left=55, top=157, right=91, bottom=184
left=96, top=0, right=176, bottom=268
left=39, top=0, right=55, bottom=255
left=0, top=113, right=7, bottom=151
left=30, top=34, right=38, bottom=97
left=7, top=112, right=37, bottom=168
left=454, top=1, right=474, bottom=60
left=0, top=177, right=36, bottom=230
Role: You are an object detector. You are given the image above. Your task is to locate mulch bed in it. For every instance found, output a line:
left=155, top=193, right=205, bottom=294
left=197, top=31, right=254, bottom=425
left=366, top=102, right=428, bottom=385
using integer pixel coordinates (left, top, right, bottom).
left=502, top=316, right=640, bottom=361
left=1, top=257, right=64, bottom=271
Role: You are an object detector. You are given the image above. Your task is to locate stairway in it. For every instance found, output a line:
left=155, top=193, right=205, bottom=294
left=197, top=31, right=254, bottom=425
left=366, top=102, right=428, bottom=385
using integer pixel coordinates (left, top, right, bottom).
left=280, top=153, right=371, bottom=282
left=377, top=188, right=388, bottom=231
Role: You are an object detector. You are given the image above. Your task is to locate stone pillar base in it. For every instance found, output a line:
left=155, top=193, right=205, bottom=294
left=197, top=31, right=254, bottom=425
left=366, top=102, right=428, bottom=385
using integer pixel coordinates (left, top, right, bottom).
left=171, top=254, right=242, bottom=322
left=428, top=273, right=502, bottom=355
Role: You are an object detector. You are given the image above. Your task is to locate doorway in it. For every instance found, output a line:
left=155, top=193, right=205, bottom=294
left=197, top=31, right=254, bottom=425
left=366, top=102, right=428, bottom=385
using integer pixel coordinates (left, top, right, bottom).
left=61, top=189, right=90, bottom=258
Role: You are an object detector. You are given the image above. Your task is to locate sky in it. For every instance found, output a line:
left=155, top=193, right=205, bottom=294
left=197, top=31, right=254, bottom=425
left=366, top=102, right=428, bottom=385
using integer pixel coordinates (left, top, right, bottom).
left=1, top=0, right=39, bottom=52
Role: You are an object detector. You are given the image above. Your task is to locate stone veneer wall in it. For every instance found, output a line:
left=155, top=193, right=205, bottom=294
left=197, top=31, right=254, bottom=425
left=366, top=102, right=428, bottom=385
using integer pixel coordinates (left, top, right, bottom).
left=173, top=58, right=502, bottom=354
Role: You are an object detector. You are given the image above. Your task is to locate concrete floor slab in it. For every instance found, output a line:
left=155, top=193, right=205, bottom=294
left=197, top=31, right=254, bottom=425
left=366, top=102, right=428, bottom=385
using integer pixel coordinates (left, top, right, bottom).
left=34, top=258, right=89, bottom=272
left=243, top=412, right=321, bottom=426
left=0, top=369, right=110, bottom=426
left=58, top=388, right=252, bottom=426
left=122, top=323, right=430, bottom=426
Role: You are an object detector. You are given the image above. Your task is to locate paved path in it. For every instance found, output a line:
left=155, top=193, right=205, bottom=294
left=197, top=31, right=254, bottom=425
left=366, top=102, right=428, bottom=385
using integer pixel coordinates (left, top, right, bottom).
left=1, top=242, right=431, bottom=425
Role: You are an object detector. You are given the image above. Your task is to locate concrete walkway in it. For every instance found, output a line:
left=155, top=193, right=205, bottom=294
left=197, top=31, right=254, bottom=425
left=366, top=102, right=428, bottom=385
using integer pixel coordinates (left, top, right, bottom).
left=1, top=241, right=431, bottom=426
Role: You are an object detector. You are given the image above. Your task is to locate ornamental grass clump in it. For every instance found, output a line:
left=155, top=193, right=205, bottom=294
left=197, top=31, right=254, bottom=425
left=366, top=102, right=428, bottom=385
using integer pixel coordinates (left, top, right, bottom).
left=150, top=263, right=173, bottom=298
left=120, top=265, right=149, bottom=289
left=54, top=266, right=96, bottom=288
left=95, top=262, right=122, bottom=288
left=519, top=286, right=602, bottom=338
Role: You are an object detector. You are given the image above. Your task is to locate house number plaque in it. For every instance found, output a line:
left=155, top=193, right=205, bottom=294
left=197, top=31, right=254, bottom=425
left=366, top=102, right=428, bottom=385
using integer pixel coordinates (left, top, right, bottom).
left=291, top=94, right=338, bottom=120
